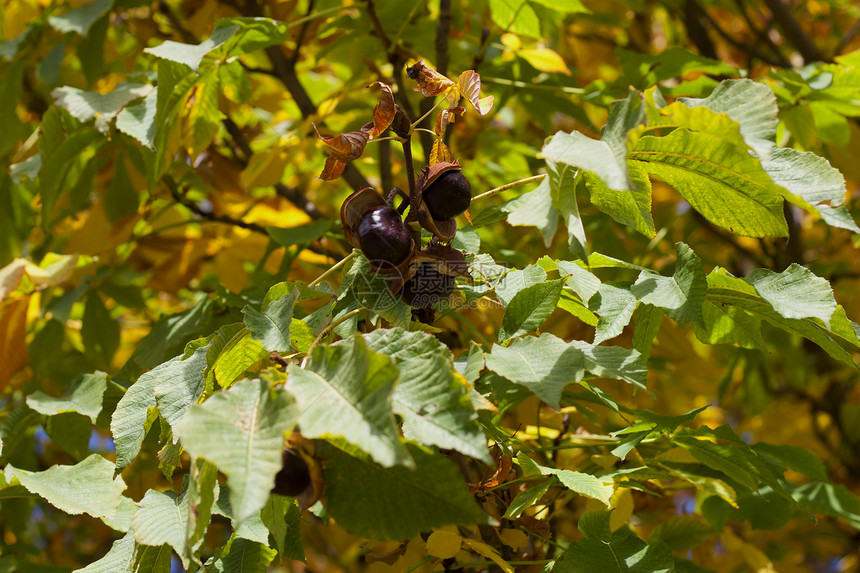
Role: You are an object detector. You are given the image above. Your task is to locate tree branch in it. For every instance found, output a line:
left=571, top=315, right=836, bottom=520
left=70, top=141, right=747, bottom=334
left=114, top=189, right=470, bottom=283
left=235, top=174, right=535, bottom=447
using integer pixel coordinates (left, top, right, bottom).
left=761, top=0, right=823, bottom=63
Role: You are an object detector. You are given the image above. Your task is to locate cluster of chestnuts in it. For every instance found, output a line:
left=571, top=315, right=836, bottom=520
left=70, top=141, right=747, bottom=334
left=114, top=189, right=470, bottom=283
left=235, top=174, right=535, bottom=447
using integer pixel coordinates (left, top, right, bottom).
left=340, top=159, right=471, bottom=314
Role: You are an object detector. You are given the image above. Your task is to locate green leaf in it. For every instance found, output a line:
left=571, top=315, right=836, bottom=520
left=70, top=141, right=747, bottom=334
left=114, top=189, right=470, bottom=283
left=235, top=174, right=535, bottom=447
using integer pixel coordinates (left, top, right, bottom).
left=52, top=83, right=152, bottom=133
left=678, top=79, right=777, bottom=159
left=630, top=242, right=706, bottom=326
left=700, top=268, right=859, bottom=367
left=557, top=260, right=602, bottom=302
left=753, top=443, right=828, bottom=482
left=115, top=88, right=158, bottom=149
left=38, top=128, right=105, bottom=226
left=570, top=340, right=648, bottom=390
left=211, top=329, right=268, bottom=389
left=554, top=511, right=674, bottom=572
left=499, top=278, right=565, bottom=341
left=242, top=286, right=299, bottom=353
left=286, top=336, right=409, bottom=467
left=322, top=443, right=484, bottom=540
left=112, top=345, right=209, bottom=470
left=267, top=220, right=333, bottom=248
left=208, top=537, right=276, bottom=572
left=628, top=128, right=788, bottom=237
left=591, top=284, right=638, bottom=345
left=548, top=161, right=588, bottom=259
left=518, top=453, right=613, bottom=505
left=745, top=264, right=837, bottom=328
left=763, top=147, right=859, bottom=232
left=45, top=412, right=92, bottom=460
left=145, top=24, right=239, bottom=72
left=503, top=479, right=553, bottom=519
left=362, top=327, right=449, bottom=360
left=74, top=531, right=135, bottom=573
left=27, top=371, right=107, bottom=423
left=631, top=305, right=663, bottom=360
left=488, top=0, right=541, bottom=37
left=394, top=353, right=490, bottom=462
left=649, top=516, right=713, bottom=550
left=506, top=179, right=558, bottom=247
left=790, top=482, right=860, bottom=529
left=10, top=454, right=126, bottom=518
left=172, top=378, right=298, bottom=522
left=131, top=461, right=218, bottom=568
left=261, top=496, right=305, bottom=562
left=495, top=265, right=547, bottom=306
left=104, top=154, right=139, bottom=223
left=48, top=0, right=113, bottom=35
left=485, top=333, right=584, bottom=408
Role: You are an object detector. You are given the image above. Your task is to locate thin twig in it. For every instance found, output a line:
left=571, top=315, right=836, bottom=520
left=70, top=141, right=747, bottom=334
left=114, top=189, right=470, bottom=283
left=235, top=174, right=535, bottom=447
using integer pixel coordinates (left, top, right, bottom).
left=164, top=176, right=267, bottom=235
left=309, top=250, right=356, bottom=287
left=761, top=0, right=824, bottom=63
left=301, top=308, right=363, bottom=367
left=471, top=174, right=546, bottom=201
left=435, top=0, right=451, bottom=76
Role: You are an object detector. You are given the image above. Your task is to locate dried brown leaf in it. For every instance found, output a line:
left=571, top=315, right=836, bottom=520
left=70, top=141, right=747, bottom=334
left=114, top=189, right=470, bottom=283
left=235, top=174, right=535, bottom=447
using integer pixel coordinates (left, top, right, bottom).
left=314, top=124, right=370, bottom=161
left=406, top=60, right=455, bottom=97
left=319, top=155, right=346, bottom=181
left=458, top=70, right=494, bottom=115
left=366, top=81, right=396, bottom=138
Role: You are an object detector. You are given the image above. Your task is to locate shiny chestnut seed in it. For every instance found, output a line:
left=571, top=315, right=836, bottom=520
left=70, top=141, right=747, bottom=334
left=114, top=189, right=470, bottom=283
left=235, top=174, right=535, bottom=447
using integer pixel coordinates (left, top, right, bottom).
left=423, top=170, right=471, bottom=221
left=358, top=205, right=412, bottom=268
left=401, top=263, right=456, bottom=308
left=271, top=449, right=311, bottom=497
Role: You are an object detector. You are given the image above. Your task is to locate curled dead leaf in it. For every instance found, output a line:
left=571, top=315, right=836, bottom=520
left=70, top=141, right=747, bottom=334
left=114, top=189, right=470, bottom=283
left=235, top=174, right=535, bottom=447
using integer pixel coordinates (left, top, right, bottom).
left=457, top=70, right=494, bottom=115
left=406, top=60, right=455, bottom=97
left=366, top=81, right=396, bottom=138
left=314, top=124, right=372, bottom=180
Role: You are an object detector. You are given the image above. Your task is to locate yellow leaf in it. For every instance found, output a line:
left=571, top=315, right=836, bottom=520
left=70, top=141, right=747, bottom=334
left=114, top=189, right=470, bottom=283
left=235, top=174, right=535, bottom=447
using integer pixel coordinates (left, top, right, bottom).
left=462, top=540, right=514, bottom=573
left=0, top=260, right=28, bottom=301
left=499, top=528, right=528, bottom=551
left=430, top=140, right=455, bottom=166
left=720, top=530, right=777, bottom=573
left=610, top=488, right=634, bottom=531
left=426, top=530, right=461, bottom=559
left=518, top=48, right=571, bottom=75
left=240, top=148, right=291, bottom=190
left=0, top=295, right=31, bottom=389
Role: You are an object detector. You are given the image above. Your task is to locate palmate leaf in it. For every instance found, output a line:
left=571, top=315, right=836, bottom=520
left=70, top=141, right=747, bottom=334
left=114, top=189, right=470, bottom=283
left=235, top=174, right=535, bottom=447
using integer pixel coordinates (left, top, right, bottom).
left=172, top=378, right=298, bottom=522
left=590, top=283, right=638, bottom=345
left=506, top=179, right=559, bottom=247
left=554, top=510, right=674, bottom=573
left=48, top=0, right=113, bottom=35
left=286, top=336, right=409, bottom=467
left=494, top=264, right=548, bottom=307
left=322, top=443, right=484, bottom=540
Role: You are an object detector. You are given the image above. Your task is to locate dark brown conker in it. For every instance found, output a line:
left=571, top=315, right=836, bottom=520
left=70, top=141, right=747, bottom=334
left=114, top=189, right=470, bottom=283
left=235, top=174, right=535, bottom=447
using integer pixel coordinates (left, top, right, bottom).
left=357, top=205, right=413, bottom=268
left=422, top=170, right=471, bottom=221
left=271, top=449, right=311, bottom=497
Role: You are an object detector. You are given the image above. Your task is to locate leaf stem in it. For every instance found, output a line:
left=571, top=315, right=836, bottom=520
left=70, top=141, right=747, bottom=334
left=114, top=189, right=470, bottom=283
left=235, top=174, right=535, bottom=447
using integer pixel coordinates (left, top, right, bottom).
left=301, top=308, right=364, bottom=367
left=285, top=5, right=349, bottom=30
left=471, top=174, right=546, bottom=201
left=412, top=127, right=438, bottom=137
left=309, top=250, right=356, bottom=287
left=410, top=95, right=450, bottom=133
left=449, top=560, right=552, bottom=570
